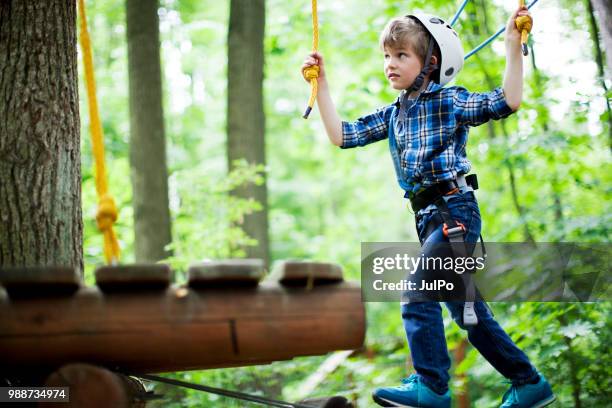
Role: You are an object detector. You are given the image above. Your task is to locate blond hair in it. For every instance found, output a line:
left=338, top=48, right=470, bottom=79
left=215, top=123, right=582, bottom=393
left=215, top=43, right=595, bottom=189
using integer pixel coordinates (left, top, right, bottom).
left=379, top=16, right=441, bottom=71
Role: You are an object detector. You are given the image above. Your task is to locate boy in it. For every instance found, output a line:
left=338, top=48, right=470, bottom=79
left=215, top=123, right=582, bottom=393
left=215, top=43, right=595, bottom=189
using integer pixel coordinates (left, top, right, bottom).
left=301, top=7, right=556, bottom=408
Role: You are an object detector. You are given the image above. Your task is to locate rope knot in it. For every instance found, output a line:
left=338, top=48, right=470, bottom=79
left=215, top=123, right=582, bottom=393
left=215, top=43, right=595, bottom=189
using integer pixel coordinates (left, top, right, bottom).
left=515, top=14, right=532, bottom=34
left=303, top=65, right=320, bottom=82
left=96, top=194, right=118, bottom=231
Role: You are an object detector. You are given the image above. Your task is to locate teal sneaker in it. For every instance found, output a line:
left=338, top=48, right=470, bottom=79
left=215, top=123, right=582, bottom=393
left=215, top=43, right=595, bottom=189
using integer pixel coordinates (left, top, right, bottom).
left=500, top=373, right=556, bottom=408
left=372, top=374, right=451, bottom=407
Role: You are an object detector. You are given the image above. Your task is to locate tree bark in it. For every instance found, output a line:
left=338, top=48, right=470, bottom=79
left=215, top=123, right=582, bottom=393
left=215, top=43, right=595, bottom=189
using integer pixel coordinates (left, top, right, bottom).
left=0, top=1, right=83, bottom=270
left=586, top=0, right=612, bottom=150
left=227, top=0, right=269, bottom=267
left=126, top=0, right=172, bottom=262
left=589, top=0, right=612, bottom=81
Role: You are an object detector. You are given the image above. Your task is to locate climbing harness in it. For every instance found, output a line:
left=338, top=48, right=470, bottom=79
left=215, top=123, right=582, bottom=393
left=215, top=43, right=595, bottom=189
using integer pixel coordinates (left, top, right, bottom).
left=132, top=373, right=350, bottom=408
left=78, top=0, right=121, bottom=264
left=418, top=182, right=484, bottom=326
left=302, top=0, right=319, bottom=119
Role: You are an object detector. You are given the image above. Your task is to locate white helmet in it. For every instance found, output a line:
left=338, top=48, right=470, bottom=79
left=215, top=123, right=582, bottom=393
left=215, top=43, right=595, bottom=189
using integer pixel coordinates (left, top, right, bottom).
left=408, top=13, right=464, bottom=86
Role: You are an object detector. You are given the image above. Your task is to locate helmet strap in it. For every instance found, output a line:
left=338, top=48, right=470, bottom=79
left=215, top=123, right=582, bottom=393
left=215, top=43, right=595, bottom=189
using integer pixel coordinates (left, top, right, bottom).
left=408, top=37, right=439, bottom=93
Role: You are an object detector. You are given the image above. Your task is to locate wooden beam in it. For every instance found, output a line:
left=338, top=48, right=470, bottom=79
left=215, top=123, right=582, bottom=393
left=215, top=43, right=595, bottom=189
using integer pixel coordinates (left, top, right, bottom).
left=0, top=282, right=365, bottom=374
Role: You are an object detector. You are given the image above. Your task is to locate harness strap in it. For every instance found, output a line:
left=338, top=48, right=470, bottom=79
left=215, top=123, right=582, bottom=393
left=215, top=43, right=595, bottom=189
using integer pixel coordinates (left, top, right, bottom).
left=421, top=197, right=495, bottom=325
left=387, top=107, right=413, bottom=191
left=433, top=197, right=477, bottom=325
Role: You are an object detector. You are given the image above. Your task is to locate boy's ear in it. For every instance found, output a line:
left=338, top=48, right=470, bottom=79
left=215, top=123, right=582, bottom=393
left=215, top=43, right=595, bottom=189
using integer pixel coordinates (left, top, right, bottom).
left=430, top=55, right=438, bottom=67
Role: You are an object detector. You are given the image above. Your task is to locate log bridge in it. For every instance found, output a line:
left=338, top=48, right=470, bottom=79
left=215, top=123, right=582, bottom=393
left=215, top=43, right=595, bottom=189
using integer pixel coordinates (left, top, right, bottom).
left=0, top=260, right=365, bottom=406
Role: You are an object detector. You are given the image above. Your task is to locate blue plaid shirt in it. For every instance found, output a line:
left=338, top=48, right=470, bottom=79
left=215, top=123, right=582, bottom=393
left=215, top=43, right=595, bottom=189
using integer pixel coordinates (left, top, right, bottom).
left=341, top=81, right=514, bottom=193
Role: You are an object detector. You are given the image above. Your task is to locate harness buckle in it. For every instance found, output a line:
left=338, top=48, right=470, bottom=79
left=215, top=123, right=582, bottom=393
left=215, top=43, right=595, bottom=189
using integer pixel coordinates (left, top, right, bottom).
left=443, top=221, right=465, bottom=238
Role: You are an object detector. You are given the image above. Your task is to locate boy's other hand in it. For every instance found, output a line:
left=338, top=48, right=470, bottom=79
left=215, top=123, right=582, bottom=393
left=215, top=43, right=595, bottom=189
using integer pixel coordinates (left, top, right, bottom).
left=505, top=7, right=531, bottom=48
left=302, top=52, right=327, bottom=83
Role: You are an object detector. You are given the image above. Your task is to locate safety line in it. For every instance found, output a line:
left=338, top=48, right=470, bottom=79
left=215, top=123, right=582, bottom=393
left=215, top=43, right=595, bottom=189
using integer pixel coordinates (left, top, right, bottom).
left=450, top=0, right=470, bottom=27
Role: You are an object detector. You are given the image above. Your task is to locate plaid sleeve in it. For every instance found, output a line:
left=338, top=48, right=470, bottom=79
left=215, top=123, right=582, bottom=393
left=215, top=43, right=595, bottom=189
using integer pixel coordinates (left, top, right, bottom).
left=341, top=104, right=395, bottom=149
left=453, top=87, right=515, bottom=127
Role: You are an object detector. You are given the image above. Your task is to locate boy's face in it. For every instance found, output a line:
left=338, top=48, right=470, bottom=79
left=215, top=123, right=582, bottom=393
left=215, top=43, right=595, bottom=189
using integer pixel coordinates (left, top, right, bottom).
left=383, top=43, right=424, bottom=91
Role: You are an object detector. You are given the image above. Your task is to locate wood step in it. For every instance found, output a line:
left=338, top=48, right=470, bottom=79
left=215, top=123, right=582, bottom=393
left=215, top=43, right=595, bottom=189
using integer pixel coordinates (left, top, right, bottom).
left=95, top=264, right=172, bottom=292
left=188, top=259, right=264, bottom=288
left=271, top=261, right=344, bottom=287
left=0, top=266, right=81, bottom=298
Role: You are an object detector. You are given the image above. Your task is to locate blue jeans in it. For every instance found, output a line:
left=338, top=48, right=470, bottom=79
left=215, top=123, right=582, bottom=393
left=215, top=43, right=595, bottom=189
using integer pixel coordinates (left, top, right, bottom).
left=402, top=191, right=538, bottom=394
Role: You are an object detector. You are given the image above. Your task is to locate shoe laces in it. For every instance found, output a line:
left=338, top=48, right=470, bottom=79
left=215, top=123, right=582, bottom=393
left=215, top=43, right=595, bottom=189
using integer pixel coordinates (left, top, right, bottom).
left=400, top=374, right=419, bottom=386
left=501, top=380, right=520, bottom=403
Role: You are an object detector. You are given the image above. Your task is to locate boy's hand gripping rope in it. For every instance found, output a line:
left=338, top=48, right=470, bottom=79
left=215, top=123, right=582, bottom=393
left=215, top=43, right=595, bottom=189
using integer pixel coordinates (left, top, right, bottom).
left=464, top=0, right=539, bottom=61
left=78, top=0, right=121, bottom=264
left=516, top=0, right=533, bottom=56
left=302, top=0, right=319, bottom=119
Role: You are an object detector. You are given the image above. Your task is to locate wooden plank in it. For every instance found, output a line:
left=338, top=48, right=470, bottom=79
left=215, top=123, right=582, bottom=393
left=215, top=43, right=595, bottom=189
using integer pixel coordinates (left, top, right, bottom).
left=188, top=259, right=264, bottom=288
left=270, top=261, right=344, bottom=287
left=0, top=266, right=81, bottom=298
left=95, top=264, right=172, bottom=292
left=0, top=282, right=365, bottom=374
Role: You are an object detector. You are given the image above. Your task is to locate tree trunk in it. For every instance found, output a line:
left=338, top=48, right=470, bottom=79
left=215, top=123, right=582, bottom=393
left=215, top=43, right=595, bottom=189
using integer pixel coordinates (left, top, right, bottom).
left=586, top=0, right=612, bottom=150
left=0, top=1, right=83, bottom=270
left=126, top=0, right=172, bottom=262
left=227, top=0, right=269, bottom=267
left=453, top=339, right=470, bottom=408
left=528, top=43, right=566, bottom=238
left=557, top=314, right=582, bottom=408
left=589, top=0, right=612, bottom=81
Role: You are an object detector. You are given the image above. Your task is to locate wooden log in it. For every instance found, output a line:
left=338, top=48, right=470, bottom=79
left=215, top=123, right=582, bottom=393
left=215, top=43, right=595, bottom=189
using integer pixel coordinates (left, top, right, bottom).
left=95, top=264, right=172, bottom=292
left=0, top=266, right=81, bottom=298
left=188, top=259, right=264, bottom=288
left=298, top=396, right=354, bottom=408
left=0, top=281, right=365, bottom=374
left=44, top=363, right=146, bottom=408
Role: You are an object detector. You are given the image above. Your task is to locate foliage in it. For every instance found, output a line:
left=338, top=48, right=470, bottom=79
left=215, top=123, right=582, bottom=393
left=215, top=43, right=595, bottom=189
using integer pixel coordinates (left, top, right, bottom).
left=78, top=0, right=611, bottom=406
left=166, top=159, right=265, bottom=279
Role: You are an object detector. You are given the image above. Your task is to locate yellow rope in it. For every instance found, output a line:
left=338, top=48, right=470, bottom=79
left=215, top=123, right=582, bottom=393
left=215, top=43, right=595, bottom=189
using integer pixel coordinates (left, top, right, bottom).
left=515, top=0, right=533, bottom=56
left=302, top=0, right=319, bottom=119
left=78, top=0, right=121, bottom=264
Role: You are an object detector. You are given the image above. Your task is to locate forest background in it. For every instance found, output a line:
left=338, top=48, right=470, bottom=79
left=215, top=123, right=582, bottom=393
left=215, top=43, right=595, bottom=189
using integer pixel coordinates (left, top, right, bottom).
left=70, top=0, right=611, bottom=406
